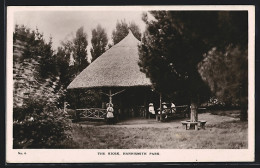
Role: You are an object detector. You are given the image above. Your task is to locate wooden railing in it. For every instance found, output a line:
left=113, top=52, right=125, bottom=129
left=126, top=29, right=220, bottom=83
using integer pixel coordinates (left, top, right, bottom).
left=137, top=106, right=147, bottom=118
left=76, top=108, right=107, bottom=120
left=156, top=105, right=207, bottom=121
left=171, top=105, right=190, bottom=115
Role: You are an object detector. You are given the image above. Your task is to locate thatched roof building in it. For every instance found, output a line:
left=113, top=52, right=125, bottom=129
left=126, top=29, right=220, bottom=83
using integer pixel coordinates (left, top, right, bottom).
left=67, top=32, right=159, bottom=119
left=67, top=31, right=152, bottom=89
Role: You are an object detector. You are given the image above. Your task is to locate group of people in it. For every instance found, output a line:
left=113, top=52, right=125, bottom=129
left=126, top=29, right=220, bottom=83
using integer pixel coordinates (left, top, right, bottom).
left=148, top=102, right=176, bottom=119
left=105, top=102, right=176, bottom=124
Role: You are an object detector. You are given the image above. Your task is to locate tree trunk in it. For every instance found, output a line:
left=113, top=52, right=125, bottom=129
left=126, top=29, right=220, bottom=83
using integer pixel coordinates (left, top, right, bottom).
left=190, top=97, right=198, bottom=122
left=159, top=93, right=162, bottom=121
left=74, top=90, right=80, bottom=121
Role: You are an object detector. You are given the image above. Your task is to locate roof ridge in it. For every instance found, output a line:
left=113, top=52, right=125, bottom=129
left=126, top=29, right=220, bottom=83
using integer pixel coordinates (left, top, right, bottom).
left=67, top=30, right=151, bottom=89
left=114, top=31, right=139, bottom=48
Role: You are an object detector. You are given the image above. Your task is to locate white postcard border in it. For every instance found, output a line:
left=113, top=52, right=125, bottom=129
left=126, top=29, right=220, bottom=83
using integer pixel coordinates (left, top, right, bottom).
left=6, top=5, right=255, bottom=163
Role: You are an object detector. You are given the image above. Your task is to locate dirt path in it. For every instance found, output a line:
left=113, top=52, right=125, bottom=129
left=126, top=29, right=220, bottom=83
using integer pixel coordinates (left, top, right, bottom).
left=74, top=113, right=239, bottom=128
left=70, top=112, right=247, bottom=149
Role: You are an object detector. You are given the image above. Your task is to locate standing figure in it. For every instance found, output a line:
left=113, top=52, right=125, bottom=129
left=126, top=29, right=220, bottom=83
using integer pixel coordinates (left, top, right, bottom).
left=148, top=103, right=155, bottom=118
left=106, top=103, right=114, bottom=124
left=171, top=102, right=176, bottom=113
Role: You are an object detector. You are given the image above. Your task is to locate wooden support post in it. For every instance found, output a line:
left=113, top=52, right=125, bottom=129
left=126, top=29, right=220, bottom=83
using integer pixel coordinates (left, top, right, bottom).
left=195, top=123, right=198, bottom=130
left=101, top=89, right=125, bottom=105
left=109, top=89, right=112, bottom=104
left=144, top=90, right=147, bottom=118
left=76, top=90, right=80, bottom=121
left=77, top=90, right=80, bottom=108
left=159, top=92, right=162, bottom=121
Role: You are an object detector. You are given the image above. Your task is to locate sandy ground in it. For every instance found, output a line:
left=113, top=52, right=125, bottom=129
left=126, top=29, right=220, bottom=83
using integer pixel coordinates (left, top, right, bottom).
left=75, top=112, right=240, bottom=128
left=70, top=112, right=247, bottom=149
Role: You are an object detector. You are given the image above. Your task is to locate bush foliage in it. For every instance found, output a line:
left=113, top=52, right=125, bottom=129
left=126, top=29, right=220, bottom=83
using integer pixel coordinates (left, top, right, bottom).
left=13, top=109, right=72, bottom=148
left=13, top=25, right=72, bottom=148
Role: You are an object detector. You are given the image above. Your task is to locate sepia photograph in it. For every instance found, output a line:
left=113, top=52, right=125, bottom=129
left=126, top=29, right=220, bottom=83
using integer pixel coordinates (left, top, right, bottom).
left=6, top=6, right=255, bottom=163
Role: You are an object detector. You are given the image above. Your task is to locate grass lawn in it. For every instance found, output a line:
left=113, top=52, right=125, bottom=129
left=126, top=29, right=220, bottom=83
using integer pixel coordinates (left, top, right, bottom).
left=67, top=110, right=247, bottom=149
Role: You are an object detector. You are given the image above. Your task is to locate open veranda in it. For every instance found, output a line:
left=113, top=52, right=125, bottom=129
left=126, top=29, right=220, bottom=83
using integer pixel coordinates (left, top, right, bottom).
left=63, top=109, right=247, bottom=149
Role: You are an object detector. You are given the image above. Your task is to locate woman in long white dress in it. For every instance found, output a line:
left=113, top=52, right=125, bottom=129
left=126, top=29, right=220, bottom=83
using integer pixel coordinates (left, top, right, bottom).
left=148, top=103, right=155, bottom=118
left=106, top=103, right=114, bottom=124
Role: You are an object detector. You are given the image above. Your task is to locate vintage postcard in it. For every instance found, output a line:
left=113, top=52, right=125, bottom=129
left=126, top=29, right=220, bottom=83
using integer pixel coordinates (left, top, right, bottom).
left=6, top=5, right=255, bottom=163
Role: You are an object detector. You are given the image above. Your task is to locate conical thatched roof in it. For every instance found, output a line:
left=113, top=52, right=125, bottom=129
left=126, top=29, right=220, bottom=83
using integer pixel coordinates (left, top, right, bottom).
left=67, top=31, right=152, bottom=89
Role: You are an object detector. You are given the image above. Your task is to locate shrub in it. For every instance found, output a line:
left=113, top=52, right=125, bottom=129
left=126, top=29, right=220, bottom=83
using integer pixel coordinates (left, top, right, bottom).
left=13, top=109, right=72, bottom=148
left=13, top=58, right=71, bottom=148
left=13, top=25, right=73, bottom=148
left=13, top=82, right=72, bottom=148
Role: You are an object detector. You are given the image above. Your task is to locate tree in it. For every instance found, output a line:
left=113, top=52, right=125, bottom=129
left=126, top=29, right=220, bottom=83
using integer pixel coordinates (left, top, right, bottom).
left=55, top=46, right=72, bottom=87
left=139, top=11, right=215, bottom=121
left=13, top=57, right=71, bottom=148
left=197, top=12, right=248, bottom=121
left=39, top=36, right=58, bottom=78
left=57, top=27, right=103, bottom=109
left=198, top=47, right=248, bottom=106
left=129, top=21, right=141, bottom=41
left=13, top=25, right=71, bottom=148
left=13, top=25, right=57, bottom=79
left=56, top=26, right=89, bottom=86
left=112, top=20, right=128, bottom=45
left=112, top=20, right=141, bottom=45
left=73, top=26, right=89, bottom=74
left=139, top=11, right=248, bottom=122
left=199, top=50, right=248, bottom=121
left=90, top=25, right=108, bottom=62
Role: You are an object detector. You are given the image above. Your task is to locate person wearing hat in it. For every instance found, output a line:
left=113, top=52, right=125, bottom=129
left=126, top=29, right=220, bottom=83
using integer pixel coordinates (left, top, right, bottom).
left=158, top=102, right=168, bottom=120
left=106, top=103, right=114, bottom=124
left=171, top=102, right=176, bottom=113
left=158, top=102, right=167, bottom=114
left=148, top=103, right=155, bottom=118
left=162, top=102, right=167, bottom=109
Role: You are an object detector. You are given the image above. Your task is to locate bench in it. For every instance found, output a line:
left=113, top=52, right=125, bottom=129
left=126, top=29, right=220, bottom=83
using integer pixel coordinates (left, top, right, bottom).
left=198, top=120, right=207, bottom=129
left=181, top=120, right=207, bottom=130
left=181, top=121, right=199, bottom=130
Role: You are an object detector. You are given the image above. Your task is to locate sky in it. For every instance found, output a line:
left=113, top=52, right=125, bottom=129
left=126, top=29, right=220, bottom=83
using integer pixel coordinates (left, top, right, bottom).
left=14, top=10, right=148, bottom=59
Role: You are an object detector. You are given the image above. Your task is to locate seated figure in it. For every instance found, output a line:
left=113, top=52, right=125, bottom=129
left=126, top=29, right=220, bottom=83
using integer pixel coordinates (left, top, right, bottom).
left=158, top=102, right=168, bottom=119
left=171, top=102, right=176, bottom=113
